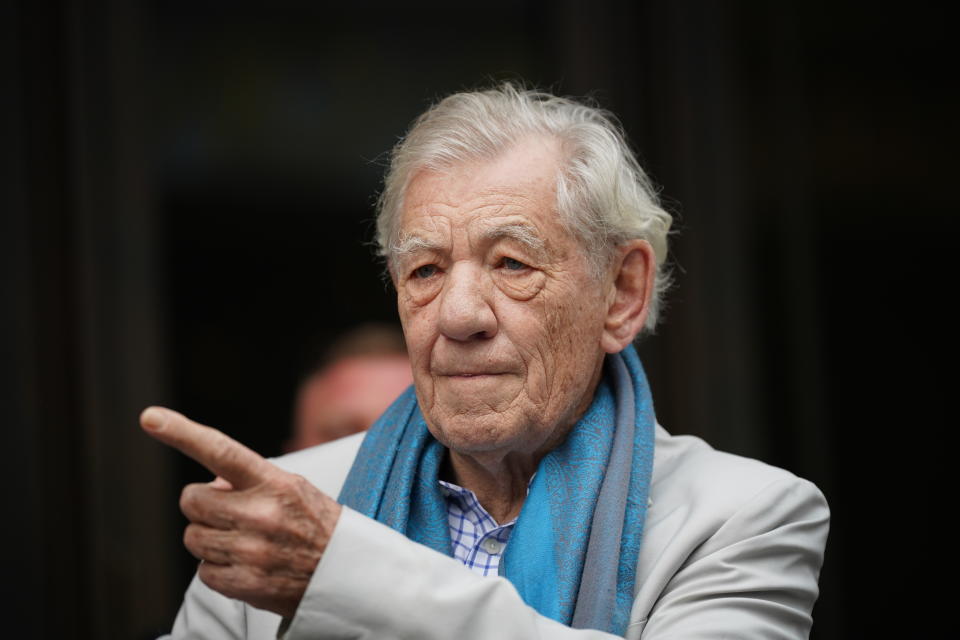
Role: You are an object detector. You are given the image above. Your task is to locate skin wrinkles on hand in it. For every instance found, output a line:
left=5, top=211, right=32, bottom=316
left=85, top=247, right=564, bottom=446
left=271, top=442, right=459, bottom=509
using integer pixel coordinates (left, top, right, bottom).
left=140, top=407, right=342, bottom=618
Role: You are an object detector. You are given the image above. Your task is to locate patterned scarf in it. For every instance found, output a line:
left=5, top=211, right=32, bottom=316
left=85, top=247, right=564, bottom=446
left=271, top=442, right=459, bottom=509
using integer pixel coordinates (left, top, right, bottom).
left=338, top=344, right=655, bottom=635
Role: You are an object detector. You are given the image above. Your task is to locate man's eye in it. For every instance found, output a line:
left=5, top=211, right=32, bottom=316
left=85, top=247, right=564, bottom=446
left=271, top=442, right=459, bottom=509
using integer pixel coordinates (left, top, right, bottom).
left=501, top=257, right=528, bottom=271
left=413, top=264, right=438, bottom=279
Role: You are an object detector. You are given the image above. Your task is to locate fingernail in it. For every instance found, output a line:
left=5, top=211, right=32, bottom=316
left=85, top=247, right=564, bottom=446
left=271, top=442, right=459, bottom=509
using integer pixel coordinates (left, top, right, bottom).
left=141, top=406, right=169, bottom=431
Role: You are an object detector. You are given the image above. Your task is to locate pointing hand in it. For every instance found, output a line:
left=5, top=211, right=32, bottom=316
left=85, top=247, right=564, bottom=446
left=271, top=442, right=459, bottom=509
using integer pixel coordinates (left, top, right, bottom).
left=140, top=406, right=342, bottom=618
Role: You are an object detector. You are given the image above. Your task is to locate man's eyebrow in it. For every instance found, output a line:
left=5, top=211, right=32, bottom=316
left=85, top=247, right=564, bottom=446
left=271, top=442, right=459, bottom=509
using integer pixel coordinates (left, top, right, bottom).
left=390, top=234, right=444, bottom=258
left=481, top=223, right=547, bottom=254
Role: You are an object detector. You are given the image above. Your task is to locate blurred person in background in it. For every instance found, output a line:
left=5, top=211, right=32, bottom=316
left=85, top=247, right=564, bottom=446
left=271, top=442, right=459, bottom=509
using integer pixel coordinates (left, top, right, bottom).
left=142, top=84, right=829, bottom=639
left=286, top=324, right=413, bottom=451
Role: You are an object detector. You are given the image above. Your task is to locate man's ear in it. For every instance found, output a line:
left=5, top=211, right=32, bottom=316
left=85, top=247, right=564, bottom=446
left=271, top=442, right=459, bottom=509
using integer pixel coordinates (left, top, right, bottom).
left=600, top=239, right=656, bottom=354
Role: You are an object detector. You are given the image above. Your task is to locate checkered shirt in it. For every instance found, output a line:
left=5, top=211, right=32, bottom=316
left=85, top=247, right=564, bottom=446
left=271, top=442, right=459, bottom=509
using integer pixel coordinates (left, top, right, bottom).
left=439, top=479, right=517, bottom=577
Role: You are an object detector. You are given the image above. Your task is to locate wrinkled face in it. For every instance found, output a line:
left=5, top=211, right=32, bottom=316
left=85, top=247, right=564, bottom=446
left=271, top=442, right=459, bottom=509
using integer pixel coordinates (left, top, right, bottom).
left=393, top=138, right=611, bottom=461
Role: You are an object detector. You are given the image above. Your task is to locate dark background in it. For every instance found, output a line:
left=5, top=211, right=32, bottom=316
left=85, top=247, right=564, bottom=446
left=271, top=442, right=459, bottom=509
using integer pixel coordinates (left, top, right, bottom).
left=3, top=1, right=954, bottom=637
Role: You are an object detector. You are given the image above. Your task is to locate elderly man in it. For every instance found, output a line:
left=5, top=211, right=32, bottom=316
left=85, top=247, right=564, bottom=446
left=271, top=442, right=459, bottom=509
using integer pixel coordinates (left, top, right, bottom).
left=143, top=85, right=828, bottom=639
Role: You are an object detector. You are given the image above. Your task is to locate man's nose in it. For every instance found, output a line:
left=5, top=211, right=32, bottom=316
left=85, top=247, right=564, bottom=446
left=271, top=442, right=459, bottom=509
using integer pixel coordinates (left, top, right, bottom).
left=438, top=262, right=497, bottom=341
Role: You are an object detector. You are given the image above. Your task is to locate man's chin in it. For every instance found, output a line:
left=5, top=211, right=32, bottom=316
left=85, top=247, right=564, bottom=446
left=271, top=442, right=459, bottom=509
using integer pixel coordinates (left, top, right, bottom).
left=426, top=408, right=523, bottom=452
left=432, top=374, right=520, bottom=406
left=440, top=373, right=509, bottom=388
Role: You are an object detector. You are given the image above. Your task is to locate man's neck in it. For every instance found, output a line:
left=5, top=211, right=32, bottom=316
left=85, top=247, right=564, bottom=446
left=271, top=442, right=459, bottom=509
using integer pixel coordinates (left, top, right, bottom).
left=443, top=449, right=535, bottom=524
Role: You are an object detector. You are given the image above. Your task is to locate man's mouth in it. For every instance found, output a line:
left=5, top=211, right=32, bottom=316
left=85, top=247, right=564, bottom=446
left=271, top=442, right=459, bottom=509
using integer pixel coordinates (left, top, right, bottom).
left=445, top=372, right=501, bottom=378
left=434, top=368, right=511, bottom=380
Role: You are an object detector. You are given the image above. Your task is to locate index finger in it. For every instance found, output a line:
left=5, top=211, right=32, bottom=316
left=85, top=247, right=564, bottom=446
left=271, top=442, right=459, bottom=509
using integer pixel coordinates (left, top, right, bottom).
left=140, top=406, right=275, bottom=489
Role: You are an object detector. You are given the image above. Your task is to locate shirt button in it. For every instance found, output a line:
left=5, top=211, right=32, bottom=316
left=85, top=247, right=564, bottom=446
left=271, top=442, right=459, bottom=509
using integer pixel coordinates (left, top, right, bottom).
left=481, top=537, right=504, bottom=554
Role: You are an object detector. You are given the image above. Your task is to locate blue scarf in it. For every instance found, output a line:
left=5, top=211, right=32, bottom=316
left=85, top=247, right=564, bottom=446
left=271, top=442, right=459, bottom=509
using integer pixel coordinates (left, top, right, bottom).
left=338, top=345, right=655, bottom=636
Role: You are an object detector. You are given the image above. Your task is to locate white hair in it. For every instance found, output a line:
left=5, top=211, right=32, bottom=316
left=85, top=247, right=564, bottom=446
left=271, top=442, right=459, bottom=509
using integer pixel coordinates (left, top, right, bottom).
left=376, top=83, right=673, bottom=332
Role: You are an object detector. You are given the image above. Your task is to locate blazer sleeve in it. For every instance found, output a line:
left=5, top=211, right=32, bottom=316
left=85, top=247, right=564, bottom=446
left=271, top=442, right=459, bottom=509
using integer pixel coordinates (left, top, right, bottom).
left=637, top=476, right=830, bottom=639
left=160, top=574, right=247, bottom=639
left=159, top=509, right=624, bottom=640
left=282, top=507, right=624, bottom=640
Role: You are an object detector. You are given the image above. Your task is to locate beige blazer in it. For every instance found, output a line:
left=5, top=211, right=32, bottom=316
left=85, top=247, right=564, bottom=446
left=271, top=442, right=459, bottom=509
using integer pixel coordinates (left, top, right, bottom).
left=164, top=426, right=829, bottom=639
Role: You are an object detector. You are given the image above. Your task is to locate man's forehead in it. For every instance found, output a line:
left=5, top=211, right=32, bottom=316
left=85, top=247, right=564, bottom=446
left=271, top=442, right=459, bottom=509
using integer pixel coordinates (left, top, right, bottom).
left=394, top=138, right=573, bottom=252
left=402, top=178, right=551, bottom=214
left=400, top=200, right=548, bottom=231
left=401, top=215, right=548, bottom=246
left=398, top=183, right=562, bottom=240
